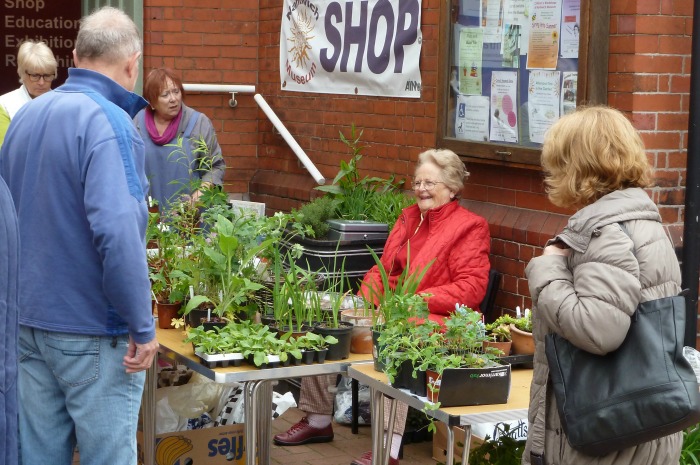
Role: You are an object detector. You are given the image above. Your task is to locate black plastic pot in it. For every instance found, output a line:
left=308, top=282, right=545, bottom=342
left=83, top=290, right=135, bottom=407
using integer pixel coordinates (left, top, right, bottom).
left=301, top=350, right=315, bottom=364
left=391, top=360, right=427, bottom=397
left=312, top=321, right=353, bottom=360
left=315, top=348, right=328, bottom=363
left=372, top=327, right=386, bottom=372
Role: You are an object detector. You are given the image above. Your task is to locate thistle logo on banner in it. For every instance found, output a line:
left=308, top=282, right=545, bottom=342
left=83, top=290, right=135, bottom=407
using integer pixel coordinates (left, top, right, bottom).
left=280, top=0, right=423, bottom=98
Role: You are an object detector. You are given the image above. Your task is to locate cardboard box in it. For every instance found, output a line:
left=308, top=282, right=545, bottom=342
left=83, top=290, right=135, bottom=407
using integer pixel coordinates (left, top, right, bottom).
left=137, top=423, right=245, bottom=465
left=431, top=422, right=483, bottom=463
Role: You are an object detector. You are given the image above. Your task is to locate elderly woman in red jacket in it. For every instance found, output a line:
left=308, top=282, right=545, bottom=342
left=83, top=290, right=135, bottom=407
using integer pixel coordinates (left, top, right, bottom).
left=274, top=148, right=491, bottom=465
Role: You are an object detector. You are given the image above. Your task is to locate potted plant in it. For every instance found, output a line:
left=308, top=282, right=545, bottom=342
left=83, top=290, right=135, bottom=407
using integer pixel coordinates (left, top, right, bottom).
left=467, top=423, right=527, bottom=465
left=283, top=125, right=413, bottom=290
left=423, top=305, right=510, bottom=408
left=185, top=324, right=244, bottom=368
left=484, top=319, right=513, bottom=356
left=298, top=331, right=338, bottom=363
left=507, top=308, right=534, bottom=355
left=311, top=256, right=358, bottom=360
left=147, top=200, right=199, bottom=329
left=182, top=209, right=291, bottom=327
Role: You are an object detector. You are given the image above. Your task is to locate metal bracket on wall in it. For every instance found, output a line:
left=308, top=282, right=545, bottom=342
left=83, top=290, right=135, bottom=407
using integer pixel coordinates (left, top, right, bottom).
left=182, top=83, right=256, bottom=108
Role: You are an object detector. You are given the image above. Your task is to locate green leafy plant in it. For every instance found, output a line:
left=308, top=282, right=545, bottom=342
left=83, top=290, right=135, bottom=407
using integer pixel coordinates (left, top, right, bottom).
left=487, top=312, right=532, bottom=334
left=292, top=196, right=339, bottom=238
left=362, top=245, right=435, bottom=328
left=466, top=423, right=526, bottom=465
left=165, top=135, right=228, bottom=207
left=297, top=331, right=338, bottom=350
left=681, top=424, right=700, bottom=465
left=292, top=124, right=413, bottom=238
left=147, top=200, right=199, bottom=305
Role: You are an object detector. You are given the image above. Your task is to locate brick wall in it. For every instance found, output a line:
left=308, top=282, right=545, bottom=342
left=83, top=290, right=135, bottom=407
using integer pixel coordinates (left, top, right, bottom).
left=609, top=0, right=695, bottom=339
left=140, top=0, right=696, bottom=329
left=142, top=0, right=261, bottom=194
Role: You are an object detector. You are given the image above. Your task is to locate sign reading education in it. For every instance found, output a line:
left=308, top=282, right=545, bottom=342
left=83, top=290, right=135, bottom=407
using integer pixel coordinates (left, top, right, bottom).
left=280, top=0, right=423, bottom=98
left=2, top=0, right=80, bottom=94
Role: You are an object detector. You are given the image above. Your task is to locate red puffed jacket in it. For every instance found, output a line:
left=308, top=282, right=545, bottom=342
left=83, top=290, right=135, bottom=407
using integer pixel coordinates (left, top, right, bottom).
left=358, top=200, right=491, bottom=323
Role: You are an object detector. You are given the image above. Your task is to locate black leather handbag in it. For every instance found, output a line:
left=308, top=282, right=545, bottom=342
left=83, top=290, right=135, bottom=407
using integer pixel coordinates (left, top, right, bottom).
left=545, top=294, right=700, bottom=456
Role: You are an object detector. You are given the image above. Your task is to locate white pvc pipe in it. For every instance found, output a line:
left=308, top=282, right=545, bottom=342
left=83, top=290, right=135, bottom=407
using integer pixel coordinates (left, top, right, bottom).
left=254, top=93, right=326, bottom=185
left=183, top=83, right=256, bottom=93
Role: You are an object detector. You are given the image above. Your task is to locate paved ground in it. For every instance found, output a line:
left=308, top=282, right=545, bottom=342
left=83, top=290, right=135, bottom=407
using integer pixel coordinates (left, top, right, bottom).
left=72, top=406, right=438, bottom=465
left=271, top=407, right=438, bottom=465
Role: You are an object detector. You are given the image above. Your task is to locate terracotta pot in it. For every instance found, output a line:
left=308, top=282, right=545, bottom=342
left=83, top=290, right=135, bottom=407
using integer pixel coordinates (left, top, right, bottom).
left=156, top=301, right=182, bottom=329
left=483, top=340, right=512, bottom=356
left=341, top=309, right=374, bottom=354
left=510, top=324, right=535, bottom=355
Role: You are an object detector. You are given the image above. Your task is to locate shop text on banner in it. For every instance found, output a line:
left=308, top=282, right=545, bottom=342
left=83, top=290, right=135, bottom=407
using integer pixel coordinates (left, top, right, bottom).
left=280, top=0, right=423, bottom=98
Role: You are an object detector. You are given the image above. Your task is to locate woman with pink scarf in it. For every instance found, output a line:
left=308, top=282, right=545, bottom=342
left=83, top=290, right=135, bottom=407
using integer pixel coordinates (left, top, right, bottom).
left=134, top=68, right=225, bottom=211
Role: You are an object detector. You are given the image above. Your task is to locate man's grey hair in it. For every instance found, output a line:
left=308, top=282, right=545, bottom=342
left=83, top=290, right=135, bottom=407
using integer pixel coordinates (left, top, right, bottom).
left=75, top=6, right=142, bottom=63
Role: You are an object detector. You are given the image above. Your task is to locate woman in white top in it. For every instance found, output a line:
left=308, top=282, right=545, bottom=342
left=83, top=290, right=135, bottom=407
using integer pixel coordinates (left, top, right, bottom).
left=0, top=40, right=57, bottom=147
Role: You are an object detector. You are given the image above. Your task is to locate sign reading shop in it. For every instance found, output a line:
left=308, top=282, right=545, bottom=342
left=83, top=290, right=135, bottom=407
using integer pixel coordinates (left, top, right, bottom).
left=280, top=0, right=422, bottom=98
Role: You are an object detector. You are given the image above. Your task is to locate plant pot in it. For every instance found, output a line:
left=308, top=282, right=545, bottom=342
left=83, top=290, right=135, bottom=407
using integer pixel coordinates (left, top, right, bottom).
left=156, top=301, right=182, bottom=329
left=301, top=350, right=315, bottom=364
left=426, top=365, right=511, bottom=407
left=274, top=324, right=312, bottom=339
left=483, top=340, right=512, bottom=357
left=315, top=348, right=328, bottom=363
left=341, top=308, right=374, bottom=354
left=510, top=324, right=535, bottom=355
left=194, top=351, right=244, bottom=368
left=260, top=313, right=276, bottom=327
left=391, top=360, right=427, bottom=397
left=372, top=327, right=386, bottom=372
left=313, top=321, right=353, bottom=360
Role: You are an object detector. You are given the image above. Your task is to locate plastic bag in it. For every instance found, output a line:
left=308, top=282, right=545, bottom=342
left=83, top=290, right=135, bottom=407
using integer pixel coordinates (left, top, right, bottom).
left=215, top=387, right=297, bottom=426
left=683, top=346, right=700, bottom=383
left=333, top=376, right=371, bottom=425
left=166, top=372, right=234, bottom=420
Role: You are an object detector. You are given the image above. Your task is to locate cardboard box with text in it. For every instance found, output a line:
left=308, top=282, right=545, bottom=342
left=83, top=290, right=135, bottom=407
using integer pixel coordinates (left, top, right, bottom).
left=137, top=423, right=245, bottom=465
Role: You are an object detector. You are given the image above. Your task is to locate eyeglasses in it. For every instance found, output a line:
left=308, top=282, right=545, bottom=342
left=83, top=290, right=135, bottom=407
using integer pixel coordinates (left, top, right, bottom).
left=412, top=180, right=445, bottom=191
left=25, top=72, right=55, bottom=82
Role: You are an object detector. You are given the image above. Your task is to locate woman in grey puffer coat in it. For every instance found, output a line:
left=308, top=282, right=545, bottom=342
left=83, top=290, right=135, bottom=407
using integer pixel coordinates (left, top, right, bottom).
left=523, top=106, right=683, bottom=465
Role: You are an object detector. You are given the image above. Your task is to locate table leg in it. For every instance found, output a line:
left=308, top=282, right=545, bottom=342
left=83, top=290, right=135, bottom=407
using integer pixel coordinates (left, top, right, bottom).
left=255, top=380, right=273, bottom=465
left=142, top=354, right=157, bottom=465
left=243, top=380, right=274, bottom=465
left=461, top=425, right=472, bottom=465
left=351, top=379, right=359, bottom=434
left=370, top=388, right=384, bottom=465
left=244, top=381, right=258, bottom=465
left=445, top=423, right=455, bottom=465
left=382, top=398, right=397, bottom=465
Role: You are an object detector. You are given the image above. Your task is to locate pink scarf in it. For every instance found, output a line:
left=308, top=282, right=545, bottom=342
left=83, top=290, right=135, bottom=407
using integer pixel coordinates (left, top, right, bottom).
left=145, top=107, right=183, bottom=145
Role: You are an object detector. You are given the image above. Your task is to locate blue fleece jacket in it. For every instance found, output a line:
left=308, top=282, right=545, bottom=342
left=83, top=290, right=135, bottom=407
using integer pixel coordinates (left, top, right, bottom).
left=0, top=175, right=19, bottom=465
left=0, top=68, right=155, bottom=344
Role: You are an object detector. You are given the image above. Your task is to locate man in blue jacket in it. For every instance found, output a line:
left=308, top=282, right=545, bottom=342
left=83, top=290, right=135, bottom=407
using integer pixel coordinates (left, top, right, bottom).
left=0, top=7, right=158, bottom=465
left=0, top=176, right=18, bottom=465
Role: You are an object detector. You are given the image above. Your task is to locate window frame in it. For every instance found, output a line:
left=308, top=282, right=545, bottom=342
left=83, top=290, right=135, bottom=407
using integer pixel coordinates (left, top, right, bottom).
left=435, top=0, right=610, bottom=166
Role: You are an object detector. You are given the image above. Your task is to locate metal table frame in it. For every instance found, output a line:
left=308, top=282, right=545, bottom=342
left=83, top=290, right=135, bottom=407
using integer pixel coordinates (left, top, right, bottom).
left=142, top=327, right=372, bottom=465
left=347, top=364, right=532, bottom=465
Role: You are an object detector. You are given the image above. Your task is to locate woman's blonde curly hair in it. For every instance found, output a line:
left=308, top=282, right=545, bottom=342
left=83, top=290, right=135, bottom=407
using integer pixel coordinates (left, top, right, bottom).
left=541, top=106, right=653, bottom=208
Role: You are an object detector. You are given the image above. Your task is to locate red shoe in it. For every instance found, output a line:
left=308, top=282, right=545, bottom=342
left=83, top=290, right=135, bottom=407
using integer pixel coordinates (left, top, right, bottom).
left=273, top=417, right=334, bottom=446
left=351, top=450, right=399, bottom=465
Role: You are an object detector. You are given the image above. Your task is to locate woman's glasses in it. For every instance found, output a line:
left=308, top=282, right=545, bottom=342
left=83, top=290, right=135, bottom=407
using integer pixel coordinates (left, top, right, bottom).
left=25, top=72, right=55, bottom=82
left=412, top=180, right=445, bottom=190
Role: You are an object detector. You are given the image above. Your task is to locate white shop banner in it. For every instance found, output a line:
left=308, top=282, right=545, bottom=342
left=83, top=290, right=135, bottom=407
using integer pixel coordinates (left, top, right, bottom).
left=280, top=0, right=423, bottom=98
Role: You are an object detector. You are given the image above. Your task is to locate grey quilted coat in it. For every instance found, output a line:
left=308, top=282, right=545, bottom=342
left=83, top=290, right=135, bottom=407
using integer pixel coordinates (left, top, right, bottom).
left=523, top=188, right=683, bottom=465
